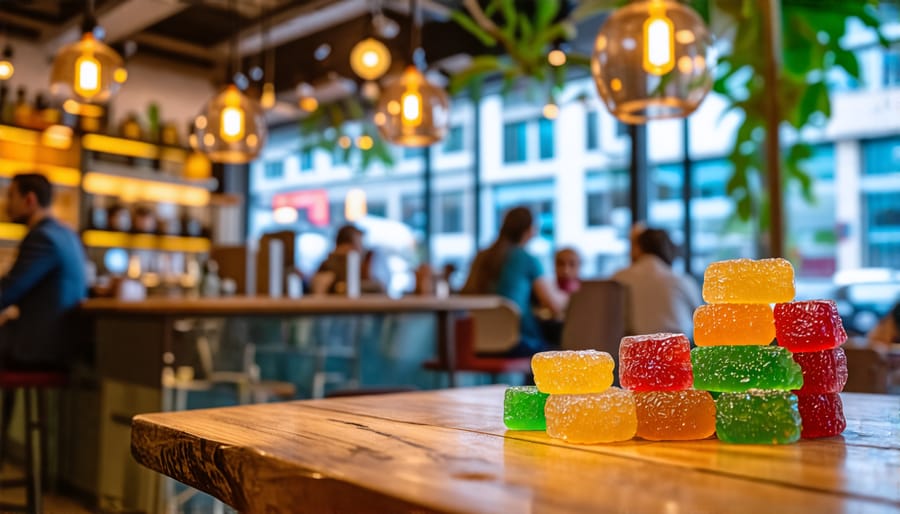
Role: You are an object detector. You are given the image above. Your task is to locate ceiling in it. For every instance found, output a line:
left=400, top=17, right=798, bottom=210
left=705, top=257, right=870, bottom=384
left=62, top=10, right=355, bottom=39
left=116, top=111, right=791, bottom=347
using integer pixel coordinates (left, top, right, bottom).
left=0, top=0, right=598, bottom=120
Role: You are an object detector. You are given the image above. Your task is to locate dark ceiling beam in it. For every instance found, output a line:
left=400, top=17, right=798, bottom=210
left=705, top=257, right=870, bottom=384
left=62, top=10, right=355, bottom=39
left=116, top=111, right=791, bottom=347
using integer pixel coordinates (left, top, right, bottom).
left=43, top=0, right=188, bottom=53
left=219, top=0, right=370, bottom=58
left=131, top=32, right=220, bottom=65
left=0, top=11, right=56, bottom=39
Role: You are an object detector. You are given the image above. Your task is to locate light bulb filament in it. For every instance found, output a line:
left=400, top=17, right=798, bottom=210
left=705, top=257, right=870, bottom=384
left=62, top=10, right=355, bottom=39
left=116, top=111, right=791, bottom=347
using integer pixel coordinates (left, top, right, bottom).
left=75, top=54, right=101, bottom=97
left=643, top=9, right=675, bottom=76
left=221, top=106, right=245, bottom=142
left=401, top=90, right=422, bottom=127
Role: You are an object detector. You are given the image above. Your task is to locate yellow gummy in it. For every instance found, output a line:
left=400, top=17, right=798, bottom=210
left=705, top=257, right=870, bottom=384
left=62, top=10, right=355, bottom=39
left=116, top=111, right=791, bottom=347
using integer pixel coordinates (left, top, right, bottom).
left=693, top=304, right=775, bottom=346
left=702, top=258, right=795, bottom=304
left=532, top=350, right=614, bottom=394
left=545, top=388, right=637, bottom=444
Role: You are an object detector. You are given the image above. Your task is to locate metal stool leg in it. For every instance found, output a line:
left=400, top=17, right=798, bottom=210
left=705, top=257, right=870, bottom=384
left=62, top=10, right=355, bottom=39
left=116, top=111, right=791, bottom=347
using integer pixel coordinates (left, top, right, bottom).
left=23, top=387, right=38, bottom=514
left=0, top=388, right=14, bottom=466
left=37, top=389, right=50, bottom=493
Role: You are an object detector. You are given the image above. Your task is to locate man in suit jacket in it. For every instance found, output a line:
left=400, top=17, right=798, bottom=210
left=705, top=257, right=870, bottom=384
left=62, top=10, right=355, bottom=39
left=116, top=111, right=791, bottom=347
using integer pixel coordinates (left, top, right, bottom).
left=0, top=174, right=87, bottom=370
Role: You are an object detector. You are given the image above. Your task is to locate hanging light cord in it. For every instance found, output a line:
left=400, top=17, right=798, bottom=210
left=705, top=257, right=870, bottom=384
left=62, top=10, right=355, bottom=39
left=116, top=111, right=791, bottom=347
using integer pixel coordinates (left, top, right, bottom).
left=408, top=0, right=420, bottom=65
left=82, top=0, right=97, bottom=34
left=228, top=0, right=239, bottom=81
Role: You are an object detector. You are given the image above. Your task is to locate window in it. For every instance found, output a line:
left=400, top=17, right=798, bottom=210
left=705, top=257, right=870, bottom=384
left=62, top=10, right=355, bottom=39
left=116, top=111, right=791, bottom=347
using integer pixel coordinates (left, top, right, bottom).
left=586, top=169, right=629, bottom=227
left=300, top=149, right=314, bottom=171
left=401, top=194, right=426, bottom=234
left=586, top=111, right=599, bottom=151
left=436, top=192, right=464, bottom=234
left=404, top=146, right=425, bottom=160
left=333, top=146, right=348, bottom=166
left=264, top=161, right=284, bottom=179
left=616, top=121, right=629, bottom=137
left=865, top=192, right=900, bottom=267
left=538, top=118, right=554, bottom=160
left=863, top=137, right=900, bottom=176
left=329, top=202, right=346, bottom=226
left=443, top=126, right=464, bottom=153
left=368, top=201, right=387, bottom=218
left=883, top=48, right=900, bottom=87
left=503, top=121, right=527, bottom=163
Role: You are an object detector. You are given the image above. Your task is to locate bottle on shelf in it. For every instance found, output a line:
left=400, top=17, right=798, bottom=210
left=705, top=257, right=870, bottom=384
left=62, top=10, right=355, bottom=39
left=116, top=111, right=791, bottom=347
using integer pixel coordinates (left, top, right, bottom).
left=200, top=259, right=221, bottom=297
left=0, top=84, right=10, bottom=124
left=12, top=86, right=31, bottom=127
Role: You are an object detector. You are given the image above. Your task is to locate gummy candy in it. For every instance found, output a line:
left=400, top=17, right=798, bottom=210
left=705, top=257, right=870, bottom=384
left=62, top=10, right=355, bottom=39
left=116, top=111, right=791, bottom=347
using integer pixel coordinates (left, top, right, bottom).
left=693, top=304, right=775, bottom=347
left=715, top=390, right=801, bottom=444
left=797, top=393, right=846, bottom=439
left=532, top=350, right=614, bottom=394
left=503, top=386, right=549, bottom=431
left=702, top=258, right=795, bottom=304
left=774, top=300, right=847, bottom=353
left=619, top=333, right=693, bottom=392
left=691, top=345, right=803, bottom=392
left=792, top=347, right=848, bottom=394
left=633, top=390, right=716, bottom=441
left=544, top=388, right=637, bottom=444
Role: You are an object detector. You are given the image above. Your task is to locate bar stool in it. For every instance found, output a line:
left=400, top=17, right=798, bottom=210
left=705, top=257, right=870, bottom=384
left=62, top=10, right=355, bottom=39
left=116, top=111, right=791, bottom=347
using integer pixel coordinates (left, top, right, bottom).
left=0, top=370, right=68, bottom=514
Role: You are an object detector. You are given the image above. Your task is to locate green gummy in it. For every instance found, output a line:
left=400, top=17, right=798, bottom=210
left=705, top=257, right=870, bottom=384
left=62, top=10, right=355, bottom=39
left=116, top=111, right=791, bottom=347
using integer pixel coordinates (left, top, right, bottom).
left=716, top=390, right=801, bottom=444
left=503, top=386, right=549, bottom=431
left=691, top=345, right=803, bottom=392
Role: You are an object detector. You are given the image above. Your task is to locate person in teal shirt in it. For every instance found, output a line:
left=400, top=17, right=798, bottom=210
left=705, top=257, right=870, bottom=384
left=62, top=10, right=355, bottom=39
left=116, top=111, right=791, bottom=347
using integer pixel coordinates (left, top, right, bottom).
left=463, top=207, right=569, bottom=356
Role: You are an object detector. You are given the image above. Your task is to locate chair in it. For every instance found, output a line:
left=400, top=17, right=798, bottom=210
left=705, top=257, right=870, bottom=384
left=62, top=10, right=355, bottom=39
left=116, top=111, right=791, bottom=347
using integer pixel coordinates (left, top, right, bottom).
left=423, top=300, right=532, bottom=385
left=561, top=280, right=627, bottom=356
left=843, top=347, right=889, bottom=393
left=0, top=370, right=68, bottom=514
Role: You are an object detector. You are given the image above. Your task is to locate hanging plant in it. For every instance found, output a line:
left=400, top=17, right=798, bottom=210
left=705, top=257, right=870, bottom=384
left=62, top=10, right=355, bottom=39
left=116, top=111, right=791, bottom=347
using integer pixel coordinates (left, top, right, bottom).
left=450, top=0, right=891, bottom=229
left=298, top=96, right=395, bottom=173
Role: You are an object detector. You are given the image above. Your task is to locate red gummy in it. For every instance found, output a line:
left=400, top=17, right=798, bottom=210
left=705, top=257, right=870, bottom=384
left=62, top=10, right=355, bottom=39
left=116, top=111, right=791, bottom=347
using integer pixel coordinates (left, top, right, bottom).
left=792, top=347, right=848, bottom=394
left=774, top=301, right=847, bottom=353
left=619, top=333, right=693, bottom=392
left=797, top=393, right=846, bottom=438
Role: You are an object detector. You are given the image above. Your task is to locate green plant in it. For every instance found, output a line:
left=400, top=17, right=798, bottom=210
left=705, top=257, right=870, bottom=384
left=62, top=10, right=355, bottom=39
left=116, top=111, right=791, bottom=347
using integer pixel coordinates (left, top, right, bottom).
left=450, top=0, right=891, bottom=229
left=298, top=97, right=394, bottom=172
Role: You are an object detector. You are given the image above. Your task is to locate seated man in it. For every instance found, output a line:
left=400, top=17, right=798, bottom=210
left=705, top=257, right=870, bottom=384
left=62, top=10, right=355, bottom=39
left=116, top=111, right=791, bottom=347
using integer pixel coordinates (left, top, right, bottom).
left=313, top=224, right=384, bottom=294
left=612, top=226, right=701, bottom=339
left=0, top=174, right=87, bottom=371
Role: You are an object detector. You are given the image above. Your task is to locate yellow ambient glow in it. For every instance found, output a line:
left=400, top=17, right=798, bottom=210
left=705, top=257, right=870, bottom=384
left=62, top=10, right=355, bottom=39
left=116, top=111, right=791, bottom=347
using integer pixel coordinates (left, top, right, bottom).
left=299, top=96, right=319, bottom=112
left=82, top=133, right=187, bottom=162
left=0, top=61, right=13, bottom=80
left=75, top=53, right=101, bottom=98
left=344, top=188, right=367, bottom=222
left=0, top=222, right=26, bottom=241
left=83, top=230, right=211, bottom=253
left=338, top=135, right=352, bottom=149
left=356, top=135, right=374, bottom=150
left=401, top=90, right=423, bottom=127
left=83, top=173, right=210, bottom=207
left=41, top=125, right=74, bottom=150
left=542, top=103, right=559, bottom=119
left=349, top=38, right=391, bottom=81
left=643, top=7, right=675, bottom=76
left=113, top=67, right=128, bottom=83
left=548, top=49, right=567, bottom=67
left=272, top=206, right=298, bottom=224
left=261, top=82, right=276, bottom=109
left=221, top=107, right=244, bottom=142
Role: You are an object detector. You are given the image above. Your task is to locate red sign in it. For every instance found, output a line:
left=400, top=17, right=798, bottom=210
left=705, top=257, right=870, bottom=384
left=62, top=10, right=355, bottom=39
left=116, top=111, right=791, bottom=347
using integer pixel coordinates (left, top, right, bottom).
left=272, top=189, right=330, bottom=227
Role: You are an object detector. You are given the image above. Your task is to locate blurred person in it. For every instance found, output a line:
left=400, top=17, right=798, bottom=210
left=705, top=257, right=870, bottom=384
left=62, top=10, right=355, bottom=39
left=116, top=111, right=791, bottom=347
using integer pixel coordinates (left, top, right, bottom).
left=867, top=302, right=900, bottom=351
left=612, top=225, right=701, bottom=338
left=463, top=207, right=568, bottom=355
left=554, top=248, right=581, bottom=294
left=313, top=224, right=384, bottom=294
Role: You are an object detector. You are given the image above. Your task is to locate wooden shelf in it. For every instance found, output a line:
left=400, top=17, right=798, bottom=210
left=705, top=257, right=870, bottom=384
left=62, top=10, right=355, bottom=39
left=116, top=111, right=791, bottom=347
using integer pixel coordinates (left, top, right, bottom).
left=82, top=230, right=210, bottom=253
left=82, top=134, right=189, bottom=163
left=0, top=222, right=27, bottom=242
left=83, top=164, right=216, bottom=207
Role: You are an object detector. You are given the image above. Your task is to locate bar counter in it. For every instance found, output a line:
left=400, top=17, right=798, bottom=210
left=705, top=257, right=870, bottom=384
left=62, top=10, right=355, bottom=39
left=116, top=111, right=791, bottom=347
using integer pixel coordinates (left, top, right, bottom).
left=131, top=385, right=900, bottom=514
left=82, top=294, right=503, bottom=512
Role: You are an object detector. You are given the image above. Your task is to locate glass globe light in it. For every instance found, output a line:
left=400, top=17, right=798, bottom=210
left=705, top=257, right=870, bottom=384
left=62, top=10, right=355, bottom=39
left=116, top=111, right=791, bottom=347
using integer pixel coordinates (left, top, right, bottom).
left=350, top=38, right=392, bottom=81
left=374, top=66, right=450, bottom=147
left=591, top=0, right=713, bottom=124
left=192, top=84, right=267, bottom=164
left=50, top=32, right=125, bottom=103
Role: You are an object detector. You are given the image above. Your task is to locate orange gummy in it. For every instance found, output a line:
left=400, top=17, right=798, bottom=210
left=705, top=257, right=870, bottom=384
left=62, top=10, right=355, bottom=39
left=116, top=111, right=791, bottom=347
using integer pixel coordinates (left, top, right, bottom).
left=545, top=388, right=637, bottom=444
left=634, top=390, right=716, bottom=441
left=693, top=304, right=775, bottom=346
left=702, top=258, right=795, bottom=304
left=532, top=350, right=614, bottom=394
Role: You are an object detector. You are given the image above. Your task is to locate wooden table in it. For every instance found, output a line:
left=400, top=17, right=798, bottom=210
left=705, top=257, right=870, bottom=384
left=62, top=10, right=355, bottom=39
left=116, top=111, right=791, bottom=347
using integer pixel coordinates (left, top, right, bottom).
left=131, top=386, right=900, bottom=513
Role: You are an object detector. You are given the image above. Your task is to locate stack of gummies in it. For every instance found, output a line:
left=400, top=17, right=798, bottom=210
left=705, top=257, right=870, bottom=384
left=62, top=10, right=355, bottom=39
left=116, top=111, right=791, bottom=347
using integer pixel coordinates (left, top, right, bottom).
left=692, top=258, right=804, bottom=443
left=775, top=299, right=849, bottom=438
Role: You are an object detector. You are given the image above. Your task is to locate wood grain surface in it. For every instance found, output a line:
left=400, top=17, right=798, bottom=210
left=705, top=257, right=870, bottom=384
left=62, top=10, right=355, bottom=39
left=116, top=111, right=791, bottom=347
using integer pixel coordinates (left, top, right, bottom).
left=83, top=295, right=504, bottom=316
left=131, top=386, right=900, bottom=514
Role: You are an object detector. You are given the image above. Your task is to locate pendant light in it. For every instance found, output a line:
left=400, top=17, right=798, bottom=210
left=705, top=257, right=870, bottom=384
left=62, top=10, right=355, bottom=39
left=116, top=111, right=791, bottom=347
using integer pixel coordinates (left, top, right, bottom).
left=591, top=0, right=713, bottom=124
left=374, top=0, right=449, bottom=147
left=49, top=0, right=125, bottom=104
left=0, top=45, right=13, bottom=81
left=192, top=0, right=267, bottom=164
left=350, top=37, right=392, bottom=81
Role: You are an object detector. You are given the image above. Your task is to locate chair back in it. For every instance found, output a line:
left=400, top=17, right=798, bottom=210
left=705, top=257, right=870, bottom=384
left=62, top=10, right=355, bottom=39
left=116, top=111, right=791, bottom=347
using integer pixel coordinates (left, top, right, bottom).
left=561, top=280, right=627, bottom=355
left=469, top=300, right=521, bottom=354
left=843, top=347, right=889, bottom=393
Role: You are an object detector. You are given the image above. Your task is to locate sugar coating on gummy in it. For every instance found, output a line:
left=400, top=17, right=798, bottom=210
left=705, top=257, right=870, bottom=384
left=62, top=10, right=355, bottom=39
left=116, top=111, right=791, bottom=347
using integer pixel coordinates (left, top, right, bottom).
left=702, top=258, right=795, bottom=304
left=691, top=345, right=803, bottom=392
left=532, top=350, right=614, bottom=394
left=619, top=333, right=693, bottom=392
left=774, top=300, right=848, bottom=353
left=544, top=388, right=637, bottom=444
left=715, top=390, right=801, bottom=444
left=693, top=304, right=775, bottom=347
left=792, top=347, right=848, bottom=394
left=503, top=386, right=549, bottom=431
left=633, top=390, right=716, bottom=441
left=797, top=393, right=846, bottom=439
